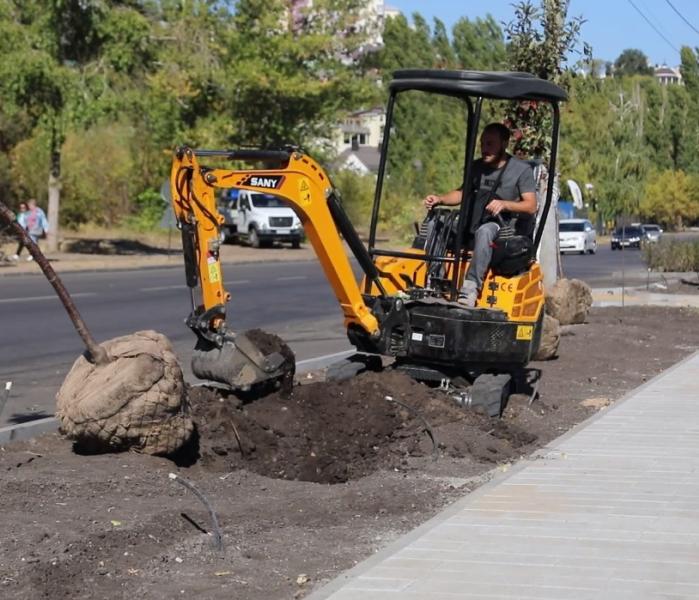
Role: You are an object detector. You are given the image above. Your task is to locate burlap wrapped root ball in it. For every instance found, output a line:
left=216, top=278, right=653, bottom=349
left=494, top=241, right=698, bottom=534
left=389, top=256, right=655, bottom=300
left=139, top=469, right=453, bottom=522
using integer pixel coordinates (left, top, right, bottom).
left=545, top=278, right=593, bottom=325
left=533, top=314, right=561, bottom=361
left=56, top=330, right=194, bottom=455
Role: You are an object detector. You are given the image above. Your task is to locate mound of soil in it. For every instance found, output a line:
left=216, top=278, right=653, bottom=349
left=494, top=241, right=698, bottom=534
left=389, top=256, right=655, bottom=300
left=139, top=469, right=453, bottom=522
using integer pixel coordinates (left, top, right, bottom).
left=189, top=370, right=537, bottom=483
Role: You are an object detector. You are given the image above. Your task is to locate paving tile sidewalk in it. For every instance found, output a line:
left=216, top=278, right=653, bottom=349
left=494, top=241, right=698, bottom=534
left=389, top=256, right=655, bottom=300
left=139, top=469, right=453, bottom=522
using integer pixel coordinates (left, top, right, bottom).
left=309, top=351, right=699, bottom=600
left=592, top=286, right=699, bottom=308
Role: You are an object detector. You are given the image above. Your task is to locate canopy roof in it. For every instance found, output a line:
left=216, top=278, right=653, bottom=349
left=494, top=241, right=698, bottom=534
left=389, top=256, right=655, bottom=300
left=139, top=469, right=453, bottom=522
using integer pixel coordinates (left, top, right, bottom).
left=390, top=69, right=567, bottom=102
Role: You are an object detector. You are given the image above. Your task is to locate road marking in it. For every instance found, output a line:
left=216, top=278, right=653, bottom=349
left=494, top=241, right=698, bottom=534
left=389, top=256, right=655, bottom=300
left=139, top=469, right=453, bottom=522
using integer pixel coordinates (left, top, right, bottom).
left=277, top=276, right=307, bottom=281
left=0, top=292, right=97, bottom=304
left=141, top=280, right=253, bottom=291
left=141, top=285, right=187, bottom=292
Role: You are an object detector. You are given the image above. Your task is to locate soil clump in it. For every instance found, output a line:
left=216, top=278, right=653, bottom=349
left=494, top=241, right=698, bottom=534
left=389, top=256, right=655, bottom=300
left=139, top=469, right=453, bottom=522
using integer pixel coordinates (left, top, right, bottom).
left=190, top=370, right=534, bottom=484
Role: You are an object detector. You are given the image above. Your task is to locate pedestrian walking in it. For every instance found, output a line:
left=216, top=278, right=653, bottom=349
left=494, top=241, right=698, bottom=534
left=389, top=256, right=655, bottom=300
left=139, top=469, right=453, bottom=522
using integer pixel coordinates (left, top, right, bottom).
left=11, top=201, right=29, bottom=260
left=20, top=199, right=49, bottom=261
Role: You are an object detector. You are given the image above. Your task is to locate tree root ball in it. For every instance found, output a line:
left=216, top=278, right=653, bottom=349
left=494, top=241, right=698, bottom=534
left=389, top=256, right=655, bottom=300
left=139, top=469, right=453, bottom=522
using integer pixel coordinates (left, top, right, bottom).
left=545, top=278, right=593, bottom=325
left=56, top=330, right=193, bottom=455
left=533, top=314, right=561, bottom=361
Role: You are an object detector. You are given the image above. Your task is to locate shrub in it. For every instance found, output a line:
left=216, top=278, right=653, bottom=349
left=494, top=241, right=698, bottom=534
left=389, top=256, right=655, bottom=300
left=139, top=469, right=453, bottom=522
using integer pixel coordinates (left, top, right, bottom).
left=642, top=239, right=699, bottom=273
left=332, top=170, right=375, bottom=230
left=122, top=189, right=166, bottom=231
left=61, top=122, right=138, bottom=227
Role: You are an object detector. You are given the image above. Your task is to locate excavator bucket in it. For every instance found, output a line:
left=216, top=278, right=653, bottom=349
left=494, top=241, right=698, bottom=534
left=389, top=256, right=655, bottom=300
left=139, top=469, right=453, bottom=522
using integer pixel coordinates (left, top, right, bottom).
left=191, top=329, right=295, bottom=391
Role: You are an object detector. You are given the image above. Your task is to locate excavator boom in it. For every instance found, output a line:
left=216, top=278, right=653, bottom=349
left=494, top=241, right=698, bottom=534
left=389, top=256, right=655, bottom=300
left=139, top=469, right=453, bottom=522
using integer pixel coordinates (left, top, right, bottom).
left=170, top=146, right=379, bottom=388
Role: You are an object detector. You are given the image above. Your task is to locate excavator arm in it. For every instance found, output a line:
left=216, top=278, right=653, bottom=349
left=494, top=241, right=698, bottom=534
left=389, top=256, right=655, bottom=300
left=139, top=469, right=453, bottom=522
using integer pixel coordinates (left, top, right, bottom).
left=169, top=146, right=379, bottom=388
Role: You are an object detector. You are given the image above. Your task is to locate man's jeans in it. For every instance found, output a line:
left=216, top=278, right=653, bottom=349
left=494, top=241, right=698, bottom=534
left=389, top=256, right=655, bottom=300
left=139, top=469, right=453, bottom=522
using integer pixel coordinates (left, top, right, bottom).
left=462, top=221, right=500, bottom=291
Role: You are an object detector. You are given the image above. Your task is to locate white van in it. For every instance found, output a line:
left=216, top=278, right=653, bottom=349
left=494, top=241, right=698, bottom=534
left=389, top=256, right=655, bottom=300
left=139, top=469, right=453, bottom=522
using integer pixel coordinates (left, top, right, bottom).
left=217, top=189, right=303, bottom=248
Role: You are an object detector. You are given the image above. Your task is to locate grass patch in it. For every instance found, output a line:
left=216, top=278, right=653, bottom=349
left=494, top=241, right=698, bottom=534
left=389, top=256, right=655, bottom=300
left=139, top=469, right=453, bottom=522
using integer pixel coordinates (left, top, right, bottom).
left=642, top=239, right=699, bottom=273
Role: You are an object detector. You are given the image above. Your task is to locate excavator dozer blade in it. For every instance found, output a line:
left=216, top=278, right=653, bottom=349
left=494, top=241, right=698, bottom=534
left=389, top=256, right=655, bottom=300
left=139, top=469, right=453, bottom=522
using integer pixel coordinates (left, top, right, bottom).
left=191, top=329, right=295, bottom=391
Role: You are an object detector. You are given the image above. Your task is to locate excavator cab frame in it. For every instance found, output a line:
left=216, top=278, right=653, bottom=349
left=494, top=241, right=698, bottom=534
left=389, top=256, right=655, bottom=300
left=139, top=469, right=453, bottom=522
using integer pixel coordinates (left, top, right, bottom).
left=368, top=70, right=565, bottom=301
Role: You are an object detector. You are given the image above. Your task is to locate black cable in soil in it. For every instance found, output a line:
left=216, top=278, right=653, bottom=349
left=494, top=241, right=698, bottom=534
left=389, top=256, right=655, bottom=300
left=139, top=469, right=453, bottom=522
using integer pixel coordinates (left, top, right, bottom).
left=169, top=473, right=224, bottom=550
left=384, top=396, right=438, bottom=459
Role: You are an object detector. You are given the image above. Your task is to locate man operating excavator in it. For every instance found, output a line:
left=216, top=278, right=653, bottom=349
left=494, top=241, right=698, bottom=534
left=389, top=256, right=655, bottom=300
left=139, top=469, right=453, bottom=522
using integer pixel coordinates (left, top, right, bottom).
left=422, top=122, right=537, bottom=307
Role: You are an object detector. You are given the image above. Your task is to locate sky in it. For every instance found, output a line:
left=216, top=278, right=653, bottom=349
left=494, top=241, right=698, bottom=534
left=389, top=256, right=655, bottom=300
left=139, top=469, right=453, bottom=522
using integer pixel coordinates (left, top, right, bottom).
left=387, top=0, right=699, bottom=67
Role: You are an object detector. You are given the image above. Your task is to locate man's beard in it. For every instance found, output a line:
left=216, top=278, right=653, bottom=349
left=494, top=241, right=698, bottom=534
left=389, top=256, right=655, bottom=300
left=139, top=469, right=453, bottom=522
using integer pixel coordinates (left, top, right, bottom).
left=483, top=151, right=506, bottom=166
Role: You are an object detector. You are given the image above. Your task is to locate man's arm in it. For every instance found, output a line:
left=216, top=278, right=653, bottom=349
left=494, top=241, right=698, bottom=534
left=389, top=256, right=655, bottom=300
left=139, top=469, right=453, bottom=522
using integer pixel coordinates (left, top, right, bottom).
left=485, top=164, right=537, bottom=216
left=423, top=188, right=463, bottom=209
left=485, top=192, right=537, bottom=216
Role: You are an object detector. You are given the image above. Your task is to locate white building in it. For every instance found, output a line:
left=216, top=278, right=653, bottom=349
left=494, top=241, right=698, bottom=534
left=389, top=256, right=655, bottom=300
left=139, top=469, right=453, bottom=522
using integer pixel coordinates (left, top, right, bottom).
left=654, top=65, right=682, bottom=85
left=331, top=107, right=385, bottom=174
left=290, top=0, right=394, bottom=50
left=335, top=107, right=385, bottom=152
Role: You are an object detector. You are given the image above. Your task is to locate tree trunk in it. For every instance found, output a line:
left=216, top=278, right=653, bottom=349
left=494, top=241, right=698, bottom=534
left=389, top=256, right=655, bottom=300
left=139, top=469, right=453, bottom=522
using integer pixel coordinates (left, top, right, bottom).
left=47, top=127, right=61, bottom=253
left=536, top=165, right=561, bottom=290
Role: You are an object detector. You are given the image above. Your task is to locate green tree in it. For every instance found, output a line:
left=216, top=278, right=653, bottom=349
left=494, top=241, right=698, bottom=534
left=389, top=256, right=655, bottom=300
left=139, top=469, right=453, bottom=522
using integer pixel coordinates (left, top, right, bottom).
left=640, top=169, right=699, bottom=229
left=613, top=49, right=653, bottom=77
left=226, top=0, right=376, bottom=147
left=378, top=13, right=435, bottom=73
left=678, top=46, right=699, bottom=173
left=0, top=0, right=162, bottom=240
left=503, top=0, right=586, bottom=157
left=432, top=18, right=455, bottom=68
left=452, top=15, right=507, bottom=70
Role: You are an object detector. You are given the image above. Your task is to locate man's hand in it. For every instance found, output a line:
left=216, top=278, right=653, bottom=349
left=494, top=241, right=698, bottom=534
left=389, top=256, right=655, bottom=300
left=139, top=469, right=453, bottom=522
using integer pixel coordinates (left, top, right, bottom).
left=485, top=199, right=508, bottom=216
left=423, top=194, right=440, bottom=209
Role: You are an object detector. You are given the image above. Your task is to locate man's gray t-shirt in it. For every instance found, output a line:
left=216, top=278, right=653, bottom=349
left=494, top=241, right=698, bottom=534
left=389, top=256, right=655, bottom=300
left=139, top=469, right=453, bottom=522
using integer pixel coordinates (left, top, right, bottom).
left=461, top=155, right=537, bottom=235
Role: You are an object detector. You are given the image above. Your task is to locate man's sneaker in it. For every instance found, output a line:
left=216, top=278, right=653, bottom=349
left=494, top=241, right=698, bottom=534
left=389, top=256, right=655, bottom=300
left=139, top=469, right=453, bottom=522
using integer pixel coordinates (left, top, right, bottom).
left=26, top=255, right=34, bottom=262
left=457, top=281, right=478, bottom=308
left=11, top=254, right=19, bottom=261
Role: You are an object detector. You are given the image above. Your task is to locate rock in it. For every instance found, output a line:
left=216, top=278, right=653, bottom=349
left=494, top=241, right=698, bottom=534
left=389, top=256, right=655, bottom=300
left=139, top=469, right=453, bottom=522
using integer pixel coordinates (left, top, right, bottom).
left=56, top=330, right=193, bottom=455
left=580, top=397, right=611, bottom=410
left=545, top=278, right=592, bottom=325
left=533, top=314, right=560, bottom=360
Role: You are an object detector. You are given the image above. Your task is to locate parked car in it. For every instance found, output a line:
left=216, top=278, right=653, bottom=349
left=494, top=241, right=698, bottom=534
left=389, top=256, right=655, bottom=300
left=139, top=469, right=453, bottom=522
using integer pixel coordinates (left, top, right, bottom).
left=641, top=223, right=663, bottom=243
left=610, top=225, right=644, bottom=250
left=217, top=189, right=304, bottom=248
left=558, top=218, right=597, bottom=254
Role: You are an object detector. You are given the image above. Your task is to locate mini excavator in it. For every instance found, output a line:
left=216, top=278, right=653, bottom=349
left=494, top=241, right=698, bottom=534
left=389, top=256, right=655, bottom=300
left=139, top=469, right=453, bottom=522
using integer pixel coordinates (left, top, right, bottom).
left=169, top=70, right=566, bottom=415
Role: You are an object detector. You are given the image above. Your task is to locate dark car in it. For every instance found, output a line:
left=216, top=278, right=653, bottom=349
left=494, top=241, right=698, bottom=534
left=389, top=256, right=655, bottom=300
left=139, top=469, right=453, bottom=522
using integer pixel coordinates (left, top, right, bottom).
left=611, top=226, right=644, bottom=250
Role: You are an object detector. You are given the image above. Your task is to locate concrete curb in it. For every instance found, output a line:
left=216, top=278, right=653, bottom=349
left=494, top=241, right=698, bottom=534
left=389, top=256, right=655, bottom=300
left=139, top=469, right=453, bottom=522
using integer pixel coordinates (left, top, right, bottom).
left=0, top=348, right=355, bottom=446
left=0, top=416, right=58, bottom=445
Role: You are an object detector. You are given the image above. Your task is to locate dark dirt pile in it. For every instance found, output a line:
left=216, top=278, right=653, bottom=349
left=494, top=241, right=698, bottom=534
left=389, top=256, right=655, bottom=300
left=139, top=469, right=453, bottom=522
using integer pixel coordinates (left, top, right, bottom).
left=189, top=370, right=538, bottom=483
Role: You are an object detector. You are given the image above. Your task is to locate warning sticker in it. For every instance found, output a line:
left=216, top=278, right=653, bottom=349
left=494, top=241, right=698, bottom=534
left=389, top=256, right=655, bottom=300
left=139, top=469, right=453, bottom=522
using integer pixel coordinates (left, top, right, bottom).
left=208, top=262, right=221, bottom=284
left=298, top=177, right=312, bottom=205
left=516, top=325, right=533, bottom=341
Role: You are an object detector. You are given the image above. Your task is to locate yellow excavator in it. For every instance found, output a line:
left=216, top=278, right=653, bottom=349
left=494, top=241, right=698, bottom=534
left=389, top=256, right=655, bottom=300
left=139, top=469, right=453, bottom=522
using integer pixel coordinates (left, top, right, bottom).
left=169, top=70, right=566, bottom=415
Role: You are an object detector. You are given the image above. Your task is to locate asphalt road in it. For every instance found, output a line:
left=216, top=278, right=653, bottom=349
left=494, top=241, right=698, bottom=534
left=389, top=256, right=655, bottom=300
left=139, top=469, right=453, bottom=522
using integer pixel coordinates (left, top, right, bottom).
left=561, top=232, right=698, bottom=286
left=561, top=243, right=649, bottom=286
left=0, top=234, right=686, bottom=427
left=0, top=261, right=350, bottom=427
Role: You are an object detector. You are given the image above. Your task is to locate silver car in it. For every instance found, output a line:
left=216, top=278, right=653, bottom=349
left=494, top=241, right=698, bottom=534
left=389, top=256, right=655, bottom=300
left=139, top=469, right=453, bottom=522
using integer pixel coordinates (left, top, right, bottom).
left=642, top=224, right=663, bottom=243
left=559, top=219, right=597, bottom=254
